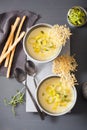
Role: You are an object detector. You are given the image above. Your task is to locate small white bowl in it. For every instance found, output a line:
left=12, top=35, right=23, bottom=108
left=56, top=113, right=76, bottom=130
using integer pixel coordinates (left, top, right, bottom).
left=36, top=75, right=77, bottom=116
left=23, top=23, right=62, bottom=63
left=67, top=6, right=87, bottom=27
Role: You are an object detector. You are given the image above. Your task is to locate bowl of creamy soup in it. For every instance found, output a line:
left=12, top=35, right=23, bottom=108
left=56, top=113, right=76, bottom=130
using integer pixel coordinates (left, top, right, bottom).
left=36, top=75, right=77, bottom=116
left=23, top=23, right=62, bottom=63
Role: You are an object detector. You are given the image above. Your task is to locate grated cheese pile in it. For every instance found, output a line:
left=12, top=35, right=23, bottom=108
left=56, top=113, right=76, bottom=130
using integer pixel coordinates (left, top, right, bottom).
left=52, top=54, right=78, bottom=87
left=49, top=25, right=71, bottom=47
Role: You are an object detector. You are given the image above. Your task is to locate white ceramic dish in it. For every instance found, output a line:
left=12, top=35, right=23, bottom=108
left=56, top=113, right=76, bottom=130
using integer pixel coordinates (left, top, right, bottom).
left=23, top=23, right=62, bottom=63
left=36, top=75, right=77, bottom=116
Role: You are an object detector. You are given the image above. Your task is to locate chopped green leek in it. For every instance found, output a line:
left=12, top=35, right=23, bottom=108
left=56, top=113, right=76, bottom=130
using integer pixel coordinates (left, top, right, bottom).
left=68, top=6, right=86, bottom=26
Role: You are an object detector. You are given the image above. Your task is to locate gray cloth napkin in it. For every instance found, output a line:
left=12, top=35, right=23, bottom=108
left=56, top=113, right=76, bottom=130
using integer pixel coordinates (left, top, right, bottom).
left=0, top=10, right=39, bottom=77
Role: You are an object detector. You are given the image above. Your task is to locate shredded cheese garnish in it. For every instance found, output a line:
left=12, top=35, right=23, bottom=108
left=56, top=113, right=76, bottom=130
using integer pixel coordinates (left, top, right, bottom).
left=52, top=54, right=78, bottom=87
left=49, top=25, right=71, bottom=47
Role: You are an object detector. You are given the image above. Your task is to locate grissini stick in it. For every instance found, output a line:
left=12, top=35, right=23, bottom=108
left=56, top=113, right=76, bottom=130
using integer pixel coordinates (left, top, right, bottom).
left=15, top=16, right=26, bottom=40
left=7, top=16, right=26, bottom=78
left=4, top=30, right=14, bottom=67
left=0, top=31, right=25, bottom=65
left=0, top=17, right=20, bottom=57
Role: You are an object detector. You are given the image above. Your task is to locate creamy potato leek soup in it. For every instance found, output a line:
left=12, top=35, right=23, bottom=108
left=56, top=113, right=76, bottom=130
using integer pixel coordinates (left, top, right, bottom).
left=37, top=77, right=74, bottom=114
left=25, top=26, right=61, bottom=61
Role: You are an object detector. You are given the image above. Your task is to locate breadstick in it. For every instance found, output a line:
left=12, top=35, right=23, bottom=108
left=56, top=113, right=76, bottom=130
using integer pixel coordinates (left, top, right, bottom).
left=4, top=33, right=14, bottom=67
left=15, top=16, right=26, bottom=40
left=7, top=16, right=26, bottom=78
left=0, top=31, right=25, bottom=65
left=4, top=25, right=14, bottom=67
left=0, top=17, right=20, bottom=57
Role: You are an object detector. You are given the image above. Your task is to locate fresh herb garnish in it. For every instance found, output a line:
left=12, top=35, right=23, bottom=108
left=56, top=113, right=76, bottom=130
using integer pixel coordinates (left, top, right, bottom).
left=41, top=31, right=44, bottom=34
left=4, top=90, right=25, bottom=116
left=42, top=93, right=45, bottom=96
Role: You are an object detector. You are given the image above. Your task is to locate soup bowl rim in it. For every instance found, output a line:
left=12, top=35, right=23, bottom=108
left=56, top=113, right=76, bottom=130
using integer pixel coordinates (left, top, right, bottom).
left=36, top=75, right=77, bottom=116
left=23, top=23, right=62, bottom=63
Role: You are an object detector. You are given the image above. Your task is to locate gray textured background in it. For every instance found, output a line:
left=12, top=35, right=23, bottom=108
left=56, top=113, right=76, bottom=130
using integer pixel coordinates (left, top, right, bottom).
left=0, top=0, right=87, bottom=130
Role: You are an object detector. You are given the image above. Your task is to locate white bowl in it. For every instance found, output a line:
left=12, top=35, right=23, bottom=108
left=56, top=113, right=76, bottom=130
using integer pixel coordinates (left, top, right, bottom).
left=67, top=6, right=87, bottom=27
left=36, top=75, right=77, bottom=116
left=23, top=23, right=62, bottom=63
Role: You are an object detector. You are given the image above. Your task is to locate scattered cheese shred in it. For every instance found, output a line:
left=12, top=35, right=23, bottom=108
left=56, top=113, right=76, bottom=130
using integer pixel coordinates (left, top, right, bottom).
left=49, top=24, right=71, bottom=47
left=52, top=54, right=78, bottom=87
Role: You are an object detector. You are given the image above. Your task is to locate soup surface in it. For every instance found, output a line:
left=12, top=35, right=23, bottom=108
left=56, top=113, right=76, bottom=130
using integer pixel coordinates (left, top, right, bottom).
left=26, top=26, right=61, bottom=61
left=37, top=77, right=74, bottom=114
